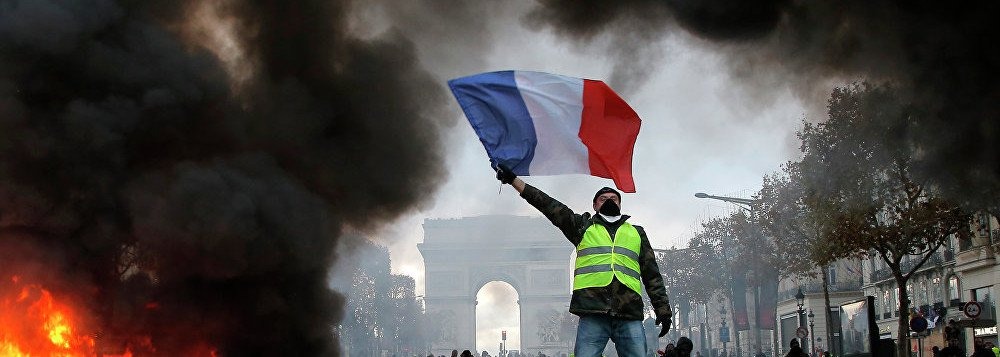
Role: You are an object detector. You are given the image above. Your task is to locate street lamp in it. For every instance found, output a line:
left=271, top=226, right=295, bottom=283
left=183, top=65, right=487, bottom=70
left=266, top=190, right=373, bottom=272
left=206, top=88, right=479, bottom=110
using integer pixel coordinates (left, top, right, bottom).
left=808, top=310, right=816, bottom=357
left=694, top=192, right=755, bottom=212
left=795, top=287, right=805, bottom=348
left=719, top=305, right=728, bottom=356
left=704, top=303, right=712, bottom=356
left=795, top=287, right=805, bottom=322
left=695, top=191, right=759, bottom=357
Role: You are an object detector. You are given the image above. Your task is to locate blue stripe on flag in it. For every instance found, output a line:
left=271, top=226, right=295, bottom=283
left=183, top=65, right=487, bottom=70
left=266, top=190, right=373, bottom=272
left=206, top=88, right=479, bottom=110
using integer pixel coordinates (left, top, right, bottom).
left=448, top=71, right=536, bottom=175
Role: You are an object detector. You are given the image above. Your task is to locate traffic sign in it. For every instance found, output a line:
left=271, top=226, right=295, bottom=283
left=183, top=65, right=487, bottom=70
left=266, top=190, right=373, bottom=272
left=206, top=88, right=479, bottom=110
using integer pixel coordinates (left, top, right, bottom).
left=964, top=301, right=983, bottom=318
left=796, top=326, right=809, bottom=339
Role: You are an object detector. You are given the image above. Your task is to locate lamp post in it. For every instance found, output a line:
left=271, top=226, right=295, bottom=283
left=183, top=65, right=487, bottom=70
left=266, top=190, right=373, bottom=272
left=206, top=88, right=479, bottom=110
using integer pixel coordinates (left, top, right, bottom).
left=704, top=303, right=712, bottom=357
left=720, top=305, right=729, bottom=356
left=694, top=192, right=755, bottom=212
left=795, top=287, right=805, bottom=321
left=795, top=287, right=806, bottom=350
left=808, top=310, right=816, bottom=357
left=695, top=192, right=759, bottom=357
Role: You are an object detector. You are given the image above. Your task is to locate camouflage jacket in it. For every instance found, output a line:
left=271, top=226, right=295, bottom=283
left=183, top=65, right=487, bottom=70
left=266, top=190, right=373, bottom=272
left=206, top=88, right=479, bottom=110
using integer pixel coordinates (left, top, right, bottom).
left=521, top=184, right=672, bottom=321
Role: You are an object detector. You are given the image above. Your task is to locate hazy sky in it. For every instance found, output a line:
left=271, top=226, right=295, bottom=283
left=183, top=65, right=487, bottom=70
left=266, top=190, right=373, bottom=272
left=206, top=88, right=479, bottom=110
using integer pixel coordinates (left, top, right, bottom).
left=346, top=1, right=841, bottom=353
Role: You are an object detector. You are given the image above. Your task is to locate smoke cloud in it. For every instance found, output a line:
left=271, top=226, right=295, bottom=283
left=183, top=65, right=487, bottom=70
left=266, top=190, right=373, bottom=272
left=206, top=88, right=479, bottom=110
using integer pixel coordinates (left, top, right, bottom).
left=0, top=0, right=448, bottom=355
left=528, top=0, right=1000, bottom=212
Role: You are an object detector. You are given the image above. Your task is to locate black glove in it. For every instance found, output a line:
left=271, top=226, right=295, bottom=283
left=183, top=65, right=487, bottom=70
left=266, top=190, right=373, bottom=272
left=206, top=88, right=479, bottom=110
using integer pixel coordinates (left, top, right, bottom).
left=656, top=315, right=672, bottom=337
left=495, top=164, right=516, bottom=184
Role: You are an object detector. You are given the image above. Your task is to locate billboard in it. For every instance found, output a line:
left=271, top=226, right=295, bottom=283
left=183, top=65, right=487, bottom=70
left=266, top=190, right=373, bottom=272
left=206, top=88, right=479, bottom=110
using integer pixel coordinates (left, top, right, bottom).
left=840, top=296, right=879, bottom=357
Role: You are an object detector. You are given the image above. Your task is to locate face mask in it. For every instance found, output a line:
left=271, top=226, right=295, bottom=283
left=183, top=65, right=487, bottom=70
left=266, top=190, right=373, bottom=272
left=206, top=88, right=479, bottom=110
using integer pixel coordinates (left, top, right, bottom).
left=599, top=199, right=620, bottom=216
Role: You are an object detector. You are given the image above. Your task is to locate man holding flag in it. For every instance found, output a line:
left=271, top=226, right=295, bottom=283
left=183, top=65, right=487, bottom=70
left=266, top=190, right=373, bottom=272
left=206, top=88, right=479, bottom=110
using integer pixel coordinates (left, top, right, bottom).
left=449, top=70, right=672, bottom=357
left=495, top=166, right=672, bottom=357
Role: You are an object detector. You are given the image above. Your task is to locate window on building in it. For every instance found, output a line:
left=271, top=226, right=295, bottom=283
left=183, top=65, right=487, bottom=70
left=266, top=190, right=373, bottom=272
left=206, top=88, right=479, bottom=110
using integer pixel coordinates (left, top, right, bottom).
left=883, top=289, right=892, bottom=315
left=957, top=231, right=974, bottom=251
left=932, top=276, right=942, bottom=304
left=873, top=290, right=880, bottom=317
left=943, top=237, right=956, bottom=261
left=949, top=276, right=961, bottom=305
left=919, top=280, right=928, bottom=307
left=829, top=265, right=837, bottom=285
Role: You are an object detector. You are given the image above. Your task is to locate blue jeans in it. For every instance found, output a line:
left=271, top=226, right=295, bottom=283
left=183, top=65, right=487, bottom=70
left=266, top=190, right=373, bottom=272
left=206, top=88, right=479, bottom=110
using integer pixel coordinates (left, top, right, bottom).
left=574, top=315, right=646, bottom=357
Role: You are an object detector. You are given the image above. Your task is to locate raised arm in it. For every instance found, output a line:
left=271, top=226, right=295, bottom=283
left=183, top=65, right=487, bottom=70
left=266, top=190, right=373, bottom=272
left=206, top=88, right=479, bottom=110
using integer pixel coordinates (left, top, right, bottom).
left=495, top=164, right=587, bottom=244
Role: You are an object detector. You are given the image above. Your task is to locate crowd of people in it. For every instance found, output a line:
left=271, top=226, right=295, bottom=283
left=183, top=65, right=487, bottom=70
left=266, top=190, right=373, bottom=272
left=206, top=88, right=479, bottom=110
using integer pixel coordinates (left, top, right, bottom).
left=431, top=335, right=702, bottom=357
left=931, top=338, right=1000, bottom=357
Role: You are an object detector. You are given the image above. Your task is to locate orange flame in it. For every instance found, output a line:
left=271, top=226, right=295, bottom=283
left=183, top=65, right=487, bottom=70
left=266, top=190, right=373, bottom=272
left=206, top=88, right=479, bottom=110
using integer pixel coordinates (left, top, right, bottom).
left=0, top=277, right=96, bottom=357
left=1, top=275, right=221, bottom=357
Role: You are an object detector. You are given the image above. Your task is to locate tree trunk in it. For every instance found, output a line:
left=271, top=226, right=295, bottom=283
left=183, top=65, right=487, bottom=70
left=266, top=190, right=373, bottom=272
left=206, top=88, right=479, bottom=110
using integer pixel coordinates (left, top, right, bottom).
left=727, top=292, right=743, bottom=357
left=822, top=265, right=834, bottom=356
left=896, top=274, right=911, bottom=357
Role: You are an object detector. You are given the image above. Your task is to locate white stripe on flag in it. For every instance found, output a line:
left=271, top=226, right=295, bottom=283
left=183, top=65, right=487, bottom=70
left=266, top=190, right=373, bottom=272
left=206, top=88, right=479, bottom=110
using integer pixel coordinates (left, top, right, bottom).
left=514, top=71, right=589, bottom=175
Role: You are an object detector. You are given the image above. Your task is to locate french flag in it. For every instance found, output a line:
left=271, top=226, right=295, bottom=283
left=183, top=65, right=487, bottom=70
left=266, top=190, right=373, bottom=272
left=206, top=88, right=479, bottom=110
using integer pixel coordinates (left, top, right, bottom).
left=448, top=70, right=641, bottom=193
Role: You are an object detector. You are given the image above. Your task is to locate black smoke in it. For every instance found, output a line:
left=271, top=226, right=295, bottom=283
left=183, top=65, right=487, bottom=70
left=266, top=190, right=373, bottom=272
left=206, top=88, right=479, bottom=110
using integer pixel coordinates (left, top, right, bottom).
left=528, top=0, right=1000, bottom=214
left=0, top=0, right=447, bottom=355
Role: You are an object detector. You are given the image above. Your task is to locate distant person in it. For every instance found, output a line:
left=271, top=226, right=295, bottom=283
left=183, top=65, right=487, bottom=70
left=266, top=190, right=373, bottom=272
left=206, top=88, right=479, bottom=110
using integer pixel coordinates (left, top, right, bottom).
left=929, top=346, right=939, bottom=357
left=939, top=339, right=965, bottom=357
left=659, top=343, right=675, bottom=357
left=971, top=339, right=993, bottom=357
left=663, top=337, right=692, bottom=357
left=495, top=168, right=672, bottom=357
left=462, top=351, right=476, bottom=357
left=944, top=319, right=960, bottom=341
left=784, top=339, right=807, bottom=357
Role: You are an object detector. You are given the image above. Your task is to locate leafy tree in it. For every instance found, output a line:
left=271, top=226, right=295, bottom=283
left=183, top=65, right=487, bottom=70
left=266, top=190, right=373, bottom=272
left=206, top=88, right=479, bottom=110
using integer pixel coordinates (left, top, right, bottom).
left=684, top=215, right=737, bottom=352
left=388, top=274, right=423, bottom=355
left=342, top=242, right=390, bottom=357
left=660, top=210, right=775, bottom=355
left=332, top=237, right=398, bottom=357
left=758, top=163, right=851, bottom=351
left=656, top=247, right=697, bottom=330
left=797, top=82, right=970, bottom=356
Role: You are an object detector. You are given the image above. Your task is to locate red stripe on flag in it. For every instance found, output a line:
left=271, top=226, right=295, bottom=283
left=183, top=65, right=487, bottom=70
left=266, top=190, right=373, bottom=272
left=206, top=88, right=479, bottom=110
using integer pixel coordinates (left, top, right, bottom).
left=579, top=79, right=641, bottom=193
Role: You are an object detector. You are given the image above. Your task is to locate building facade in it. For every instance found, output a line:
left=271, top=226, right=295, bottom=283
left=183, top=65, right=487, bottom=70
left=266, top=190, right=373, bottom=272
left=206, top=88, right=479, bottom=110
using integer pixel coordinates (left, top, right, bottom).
left=859, top=212, right=999, bottom=356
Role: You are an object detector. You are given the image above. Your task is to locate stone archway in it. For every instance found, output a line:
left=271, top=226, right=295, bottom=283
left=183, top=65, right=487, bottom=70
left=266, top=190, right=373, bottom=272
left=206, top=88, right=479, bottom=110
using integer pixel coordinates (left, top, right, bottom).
left=419, top=215, right=574, bottom=356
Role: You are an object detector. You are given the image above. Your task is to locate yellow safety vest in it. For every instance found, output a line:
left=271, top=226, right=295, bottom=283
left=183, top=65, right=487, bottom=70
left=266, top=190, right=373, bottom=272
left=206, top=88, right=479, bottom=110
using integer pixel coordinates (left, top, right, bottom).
left=573, top=222, right=643, bottom=294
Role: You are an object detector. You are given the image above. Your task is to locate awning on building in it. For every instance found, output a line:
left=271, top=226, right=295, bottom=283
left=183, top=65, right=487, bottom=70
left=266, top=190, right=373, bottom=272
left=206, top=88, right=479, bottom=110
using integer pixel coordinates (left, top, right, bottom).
left=952, top=319, right=997, bottom=328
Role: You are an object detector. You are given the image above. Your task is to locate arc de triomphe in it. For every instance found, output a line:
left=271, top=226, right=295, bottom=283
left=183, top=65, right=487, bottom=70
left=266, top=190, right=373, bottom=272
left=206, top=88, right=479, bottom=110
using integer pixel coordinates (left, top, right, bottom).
left=419, top=215, right=574, bottom=355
